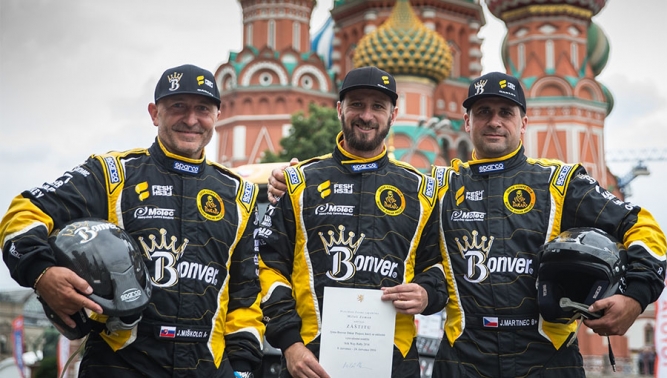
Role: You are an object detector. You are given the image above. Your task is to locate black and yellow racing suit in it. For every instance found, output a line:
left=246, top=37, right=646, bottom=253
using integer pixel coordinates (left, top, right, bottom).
left=257, top=134, right=447, bottom=378
left=0, top=138, right=264, bottom=377
left=432, top=144, right=666, bottom=377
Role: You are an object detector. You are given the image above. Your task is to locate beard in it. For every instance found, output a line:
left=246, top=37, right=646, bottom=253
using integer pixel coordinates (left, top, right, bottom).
left=340, top=114, right=391, bottom=153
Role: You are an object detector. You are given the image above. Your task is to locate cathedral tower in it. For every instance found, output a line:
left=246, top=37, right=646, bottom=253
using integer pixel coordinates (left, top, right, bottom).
left=214, top=0, right=336, bottom=166
left=486, top=0, right=616, bottom=190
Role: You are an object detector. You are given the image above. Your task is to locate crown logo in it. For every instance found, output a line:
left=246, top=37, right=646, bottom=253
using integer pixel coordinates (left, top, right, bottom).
left=455, top=230, right=494, bottom=258
left=138, top=228, right=189, bottom=260
left=319, top=225, right=365, bottom=255
left=474, top=79, right=487, bottom=95
left=167, top=72, right=183, bottom=91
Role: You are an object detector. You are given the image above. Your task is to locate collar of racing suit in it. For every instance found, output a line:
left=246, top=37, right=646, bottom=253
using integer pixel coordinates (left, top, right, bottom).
left=151, top=137, right=207, bottom=176
left=467, top=142, right=527, bottom=176
left=333, top=132, right=389, bottom=174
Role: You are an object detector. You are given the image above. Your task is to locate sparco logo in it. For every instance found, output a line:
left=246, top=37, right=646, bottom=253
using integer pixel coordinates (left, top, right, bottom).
left=555, top=165, right=572, bottom=187
left=478, top=163, right=504, bottom=173
left=104, top=157, right=120, bottom=183
left=434, top=167, right=446, bottom=186
left=173, top=161, right=199, bottom=174
left=424, top=177, right=435, bottom=198
left=120, top=288, right=142, bottom=302
left=451, top=210, right=486, bottom=222
left=286, top=167, right=301, bottom=185
left=242, top=182, right=254, bottom=204
left=315, top=204, right=355, bottom=216
left=351, top=163, right=378, bottom=172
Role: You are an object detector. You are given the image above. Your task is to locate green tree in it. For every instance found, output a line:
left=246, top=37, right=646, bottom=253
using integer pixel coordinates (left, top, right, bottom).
left=34, top=356, right=57, bottom=378
left=261, top=102, right=340, bottom=163
left=41, top=326, right=60, bottom=358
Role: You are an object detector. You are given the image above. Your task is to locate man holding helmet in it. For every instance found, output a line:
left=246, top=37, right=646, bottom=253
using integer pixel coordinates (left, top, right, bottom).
left=536, top=227, right=630, bottom=324
left=43, top=218, right=153, bottom=341
left=0, top=64, right=264, bottom=377
left=430, top=71, right=666, bottom=377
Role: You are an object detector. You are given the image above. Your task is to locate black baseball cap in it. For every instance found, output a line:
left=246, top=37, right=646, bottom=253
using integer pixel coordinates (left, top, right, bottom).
left=339, top=66, right=398, bottom=106
left=463, top=72, right=526, bottom=112
left=154, top=64, right=221, bottom=107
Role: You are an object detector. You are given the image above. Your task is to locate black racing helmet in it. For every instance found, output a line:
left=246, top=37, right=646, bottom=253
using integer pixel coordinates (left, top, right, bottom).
left=43, top=218, right=152, bottom=339
left=536, top=227, right=627, bottom=323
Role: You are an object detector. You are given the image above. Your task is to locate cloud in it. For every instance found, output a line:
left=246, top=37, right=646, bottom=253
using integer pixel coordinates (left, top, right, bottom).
left=603, top=74, right=667, bottom=149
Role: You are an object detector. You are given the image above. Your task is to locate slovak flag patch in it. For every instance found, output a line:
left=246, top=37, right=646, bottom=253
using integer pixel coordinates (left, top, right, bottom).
left=483, top=317, right=498, bottom=328
left=159, top=326, right=176, bottom=338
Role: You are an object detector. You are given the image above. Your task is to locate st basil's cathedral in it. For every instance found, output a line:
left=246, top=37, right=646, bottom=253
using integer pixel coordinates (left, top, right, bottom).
left=214, top=0, right=617, bottom=195
left=213, top=0, right=633, bottom=373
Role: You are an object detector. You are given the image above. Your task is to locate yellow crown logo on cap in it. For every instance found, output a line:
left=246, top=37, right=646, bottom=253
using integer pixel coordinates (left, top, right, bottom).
left=167, top=72, right=183, bottom=91
left=167, top=72, right=183, bottom=82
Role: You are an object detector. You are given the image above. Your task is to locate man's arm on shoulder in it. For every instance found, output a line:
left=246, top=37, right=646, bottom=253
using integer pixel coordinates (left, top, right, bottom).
left=267, top=158, right=299, bottom=204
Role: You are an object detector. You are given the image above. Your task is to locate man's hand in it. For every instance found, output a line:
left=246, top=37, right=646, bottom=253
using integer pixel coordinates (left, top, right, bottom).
left=267, top=158, right=299, bottom=205
left=582, top=294, right=642, bottom=336
left=381, top=283, right=428, bottom=314
left=35, top=266, right=104, bottom=328
left=284, top=342, right=330, bottom=378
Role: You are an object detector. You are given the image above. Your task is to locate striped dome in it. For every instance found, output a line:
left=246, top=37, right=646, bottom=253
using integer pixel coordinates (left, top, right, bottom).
left=353, top=0, right=452, bottom=83
left=587, top=21, right=610, bottom=76
left=486, top=0, right=607, bottom=19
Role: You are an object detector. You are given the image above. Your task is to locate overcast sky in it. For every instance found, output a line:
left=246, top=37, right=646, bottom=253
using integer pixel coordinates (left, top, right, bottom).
left=1, top=0, right=666, bottom=291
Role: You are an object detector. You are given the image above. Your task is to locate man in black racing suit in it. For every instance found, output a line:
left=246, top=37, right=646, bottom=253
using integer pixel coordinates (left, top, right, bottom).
left=0, top=64, right=264, bottom=377
left=256, top=66, right=448, bottom=378
left=431, top=72, right=666, bottom=377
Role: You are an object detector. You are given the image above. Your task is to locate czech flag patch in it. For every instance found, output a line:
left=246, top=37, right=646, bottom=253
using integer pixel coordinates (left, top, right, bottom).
left=483, top=317, right=498, bottom=328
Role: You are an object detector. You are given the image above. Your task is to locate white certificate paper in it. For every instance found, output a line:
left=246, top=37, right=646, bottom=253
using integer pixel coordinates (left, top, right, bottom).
left=319, top=287, right=396, bottom=378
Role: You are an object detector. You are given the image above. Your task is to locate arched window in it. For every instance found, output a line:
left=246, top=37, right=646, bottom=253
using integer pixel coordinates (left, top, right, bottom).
left=293, top=22, right=301, bottom=50
left=246, top=24, right=253, bottom=47
left=518, top=43, right=525, bottom=72
left=268, top=20, right=276, bottom=49
left=441, top=139, right=451, bottom=163
left=546, top=40, right=554, bottom=72
left=571, top=42, right=578, bottom=70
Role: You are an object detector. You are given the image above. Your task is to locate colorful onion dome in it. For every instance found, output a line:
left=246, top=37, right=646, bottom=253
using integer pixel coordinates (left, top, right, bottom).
left=353, top=0, right=452, bottom=83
